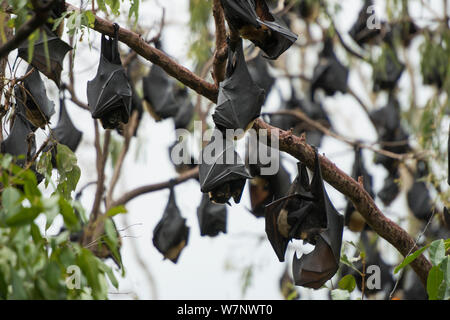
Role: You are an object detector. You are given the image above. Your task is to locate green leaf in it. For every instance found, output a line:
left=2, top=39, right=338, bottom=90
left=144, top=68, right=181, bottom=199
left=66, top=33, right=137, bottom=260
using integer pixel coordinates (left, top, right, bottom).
left=429, top=239, right=446, bottom=266
left=438, top=256, right=450, bottom=300
left=84, top=10, right=96, bottom=28
left=42, top=195, right=60, bottom=230
left=59, top=197, right=79, bottom=229
left=77, top=249, right=106, bottom=300
left=27, top=29, right=39, bottom=63
left=0, top=268, right=8, bottom=299
left=10, top=267, right=28, bottom=300
left=2, top=187, right=22, bottom=217
left=394, top=245, right=430, bottom=274
left=331, top=289, right=350, bottom=300
left=5, top=206, right=41, bottom=227
left=427, top=266, right=444, bottom=300
left=338, top=274, right=356, bottom=292
left=106, top=205, right=127, bottom=217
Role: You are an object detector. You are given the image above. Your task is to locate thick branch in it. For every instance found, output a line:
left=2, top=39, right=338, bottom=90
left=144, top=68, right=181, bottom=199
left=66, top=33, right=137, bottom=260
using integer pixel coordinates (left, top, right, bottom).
left=65, top=3, right=218, bottom=103
left=111, top=167, right=199, bottom=207
left=252, top=118, right=432, bottom=286
left=212, top=0, right=228, bottom=86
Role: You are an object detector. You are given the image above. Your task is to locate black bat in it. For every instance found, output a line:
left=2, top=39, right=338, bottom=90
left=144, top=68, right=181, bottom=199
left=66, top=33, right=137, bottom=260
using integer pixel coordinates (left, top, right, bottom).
left=52, top=96, right=83, bottom=153
left=370, top=94, right=410, bottom=172
left=344, top=147, right=374, bottom=232
left=87, top=23, right=132, bottom=129
left=173, top=87, right=194, bottom=130
left=197, top=193, right=227, bottom=237
left=152, top=187, right=190, bottom=263
left=407, top=161, right=433, bottom=222
left=377, top=169, right=400, bottom=206
left=1, top=112, right=36, bottom=167
left=264, top=159, right=320, bottom=262
left=14, top=65, right=55, bottom=130
left=212, top=38, right=265, bottom=135
left=143, top=63, right=180, bottom=120
left=199, top=133, right=252, bottom=204
left=372, top=44, right=405, bottom=92
left=220, top=0, right=298, bottom=60
left=18, top=25, right=72, bottom=87
left=310, top=37, right=349, bottom=102
left=247, top=49, right=275, bottom=99
left=246, top=137, right=291, bottom=217
left=248, top=164, right=291, bottom=218
left=349, top=0, right=383, bottom=47
left=291, top=151, right=344, bottom=289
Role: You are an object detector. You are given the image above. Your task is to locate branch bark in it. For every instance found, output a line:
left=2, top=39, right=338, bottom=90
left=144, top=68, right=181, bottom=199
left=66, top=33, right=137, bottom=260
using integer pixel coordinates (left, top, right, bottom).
left=65, top=3, right=218, bottom=103
left=111, top=166, right=199, bottom=208
left=211, top=0, right=228, bottom=86
left=252, top=118, right=432, bottom=286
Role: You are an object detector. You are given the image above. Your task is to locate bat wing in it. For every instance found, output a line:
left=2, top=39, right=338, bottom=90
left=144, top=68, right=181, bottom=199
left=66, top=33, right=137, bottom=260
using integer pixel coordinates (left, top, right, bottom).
left=197, top=193, right=227, bottom=237
left=152, top=189, right=190, bottom=263
left=220, top=0, right=259, bottom=30
left=247, top=52, right=275, bottom=98
left=265, top=197, right=289, bottom=262
left=174, top=88, right=194, bottom=129
left=18, top=66, right=55, bottom=129
left=199, top=136, right=252, bottom=192
left=1, top=113, right=35, bottom=161
left=292, top=150, right=344, bottom=288
left=18, top=25, right=72, bottom=86
left=143, top=64, right=180, bottom=119
left=213, top=39, right=265, bottom=132
left=52, top=98, right=83, bottom=152
left=256, top=18, right=298, bottom=60
left=87, top=58, right=132, bottom=129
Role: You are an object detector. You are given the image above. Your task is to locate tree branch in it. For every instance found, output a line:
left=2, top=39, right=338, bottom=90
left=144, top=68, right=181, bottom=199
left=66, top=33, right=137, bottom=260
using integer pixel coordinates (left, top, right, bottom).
left=211, top=0, right=228, bottom=86
left=252, top=118, right=432, bottom=287
left=0, top=0, right=57, bottom=59
left=111, top=166, right=199, bottom=207
left=65, top=3, right=218, bottom=103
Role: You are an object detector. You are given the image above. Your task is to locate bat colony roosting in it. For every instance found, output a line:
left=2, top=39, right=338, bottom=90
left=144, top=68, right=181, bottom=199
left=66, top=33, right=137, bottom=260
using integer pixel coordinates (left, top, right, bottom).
left=1, top=0, right=449, bottom=297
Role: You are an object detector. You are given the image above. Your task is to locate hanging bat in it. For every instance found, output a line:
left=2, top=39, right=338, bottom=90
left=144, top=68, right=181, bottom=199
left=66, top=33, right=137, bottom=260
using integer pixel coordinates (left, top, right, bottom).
left=291, top=150, right=344, bottom=289
left=52, top=97, right=83, bottom=152
left=344, top=147, right=374, bottom=232
left=197, top=193, right=227, bottom=237
left=246, top=136, right=291, bottom=218
left=370, top=94, right=410, bottom=172
left=310, top=37, right=349, bottom=102
left=279, top=267, right=300, bottom=300
left=247, top=50, right=275, bottom=99
left=14, top=65, right=55, bottom=130
left=18, top=25, right=72, bottom=87
left=152, top=187, right=190, bottom=263
left=407, top=161, right=433, bottom=222
left=373, top=45, right=405, bottom=92
left=1, top=112, right=36, bottom=167
left=349, top=0, right=384, bottom=47
left=377, top=169, right=400, bottom=206
left=264, top=160, right=319, bottom=262
left=220, top=0, right=298, bottom=60
left=142, top=42, right=183, bottom=122
left=199, top=134, right=252, bottom=204
left=213, top=38, right=265, bottom=135
left=87, top=23, right=132, bottom=129
left=173, top=86, right=194, bottom=130
left=168, top=141, right=197, bottom=175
